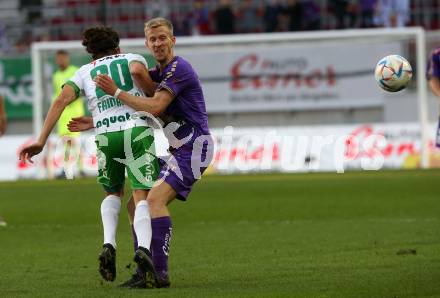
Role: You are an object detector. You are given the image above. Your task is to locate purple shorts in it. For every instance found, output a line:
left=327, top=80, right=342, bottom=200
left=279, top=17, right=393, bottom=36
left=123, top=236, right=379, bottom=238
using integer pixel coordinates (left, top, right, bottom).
left=158, top=134, right=214, bottom=200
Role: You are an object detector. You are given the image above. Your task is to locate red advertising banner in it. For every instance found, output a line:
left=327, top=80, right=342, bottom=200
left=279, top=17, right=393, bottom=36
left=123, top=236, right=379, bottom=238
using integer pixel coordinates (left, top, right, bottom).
left=0, top=122, right=439, bottom=181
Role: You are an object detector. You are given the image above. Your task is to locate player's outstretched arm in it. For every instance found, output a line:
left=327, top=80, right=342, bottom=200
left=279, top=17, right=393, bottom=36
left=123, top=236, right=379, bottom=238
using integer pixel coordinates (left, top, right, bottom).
left=67, top=116, right=94, bottom=132
left=19, top=85, right=77, bottom=163
left=95, top=74, right=173, bottom=116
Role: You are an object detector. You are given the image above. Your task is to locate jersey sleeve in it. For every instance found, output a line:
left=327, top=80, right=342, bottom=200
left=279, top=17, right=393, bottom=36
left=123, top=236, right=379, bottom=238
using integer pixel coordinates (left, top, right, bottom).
left=64, top=68, right=83, bottom=99
left=427, top=49, right=440, bottom=79
left=156, top=60, right=194, bottom=97
left=127, top=53, right=149, bottom=69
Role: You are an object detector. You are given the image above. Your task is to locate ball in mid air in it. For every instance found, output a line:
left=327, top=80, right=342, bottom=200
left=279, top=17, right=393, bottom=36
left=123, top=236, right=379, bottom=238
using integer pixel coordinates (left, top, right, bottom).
left=374, top=55, right=413, bottom=92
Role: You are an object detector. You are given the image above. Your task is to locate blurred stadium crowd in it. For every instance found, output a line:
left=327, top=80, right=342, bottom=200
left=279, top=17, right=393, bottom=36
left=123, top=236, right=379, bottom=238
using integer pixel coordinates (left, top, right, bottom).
left=0, top=0, right=438, bottom=54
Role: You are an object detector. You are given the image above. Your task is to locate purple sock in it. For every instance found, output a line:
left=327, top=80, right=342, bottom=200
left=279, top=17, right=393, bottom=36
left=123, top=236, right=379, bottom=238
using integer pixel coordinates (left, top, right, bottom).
left=151, top=216, right=172, bottom=279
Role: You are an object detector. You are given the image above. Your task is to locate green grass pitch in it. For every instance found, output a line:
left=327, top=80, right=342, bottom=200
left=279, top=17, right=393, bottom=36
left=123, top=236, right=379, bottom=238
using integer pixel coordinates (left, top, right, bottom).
left=0, top=170, right=439, bottom=297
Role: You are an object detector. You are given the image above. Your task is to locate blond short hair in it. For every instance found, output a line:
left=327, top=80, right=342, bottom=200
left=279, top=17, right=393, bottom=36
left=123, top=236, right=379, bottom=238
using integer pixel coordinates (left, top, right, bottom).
left=144, top=17, right=174, bottom=36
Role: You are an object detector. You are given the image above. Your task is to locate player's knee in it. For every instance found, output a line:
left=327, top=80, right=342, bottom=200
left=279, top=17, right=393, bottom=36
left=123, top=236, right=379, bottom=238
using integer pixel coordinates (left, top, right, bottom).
left=132, top=189, right=149, bottom=205
left=147, top=194, right=166, bottom=212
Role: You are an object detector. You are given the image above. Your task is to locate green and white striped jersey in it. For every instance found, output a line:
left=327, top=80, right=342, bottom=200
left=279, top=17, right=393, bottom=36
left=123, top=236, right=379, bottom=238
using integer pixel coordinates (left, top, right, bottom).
left=66, top=53, right=149, bottom=134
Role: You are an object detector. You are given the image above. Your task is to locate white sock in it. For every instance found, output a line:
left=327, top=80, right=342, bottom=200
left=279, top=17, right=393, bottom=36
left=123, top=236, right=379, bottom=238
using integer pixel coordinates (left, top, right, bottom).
left=133, top=200, right=152, bottom=250
left=100, top=195, right=121, bottom=248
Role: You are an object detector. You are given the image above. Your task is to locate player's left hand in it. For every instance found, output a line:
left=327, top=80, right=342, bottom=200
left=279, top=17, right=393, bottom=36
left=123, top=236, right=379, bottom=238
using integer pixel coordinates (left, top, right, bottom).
left=95, top=74, right=118, bottom=96
left=68, top=116, right=94, bottom=132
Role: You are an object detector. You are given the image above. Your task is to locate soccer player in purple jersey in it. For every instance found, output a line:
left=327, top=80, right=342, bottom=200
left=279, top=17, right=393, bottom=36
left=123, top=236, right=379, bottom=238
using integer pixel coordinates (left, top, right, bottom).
left=92, top=17, right=214, bottom=288
left=427, top=46, right=440, bottom=148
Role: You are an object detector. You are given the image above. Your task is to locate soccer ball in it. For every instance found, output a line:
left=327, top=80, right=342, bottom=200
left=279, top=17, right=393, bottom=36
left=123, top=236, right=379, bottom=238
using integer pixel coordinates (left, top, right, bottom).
left=374, top=55, right=413, bottom=92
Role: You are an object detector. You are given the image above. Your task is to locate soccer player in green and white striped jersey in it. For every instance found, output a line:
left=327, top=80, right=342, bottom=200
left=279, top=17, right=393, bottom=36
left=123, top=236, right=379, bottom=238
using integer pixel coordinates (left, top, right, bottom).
left=19, top=27, right=159, bottom=283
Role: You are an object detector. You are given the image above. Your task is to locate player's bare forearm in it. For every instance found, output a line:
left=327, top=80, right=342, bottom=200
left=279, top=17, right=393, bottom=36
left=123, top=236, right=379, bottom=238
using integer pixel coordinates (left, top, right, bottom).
left=95, top=74, right=173, bottom=116
left=38, top=85, right=77, bottom=144
left=117, top=89, right=172, bottom=116
left=38, top=101, right=63, bottom=144
left=19, top=86, right=76, bottom=163
left=429, top=78, right=440, bottom=99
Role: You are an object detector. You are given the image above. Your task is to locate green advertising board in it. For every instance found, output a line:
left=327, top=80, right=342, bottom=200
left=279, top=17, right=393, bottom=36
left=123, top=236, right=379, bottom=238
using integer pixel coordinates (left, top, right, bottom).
left=0, top=57, right=33, bottom=119
left=1, top=53, right=157, bottom=120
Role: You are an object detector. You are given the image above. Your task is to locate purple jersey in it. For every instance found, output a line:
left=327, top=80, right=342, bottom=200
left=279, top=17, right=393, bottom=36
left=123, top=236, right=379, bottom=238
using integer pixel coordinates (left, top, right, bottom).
left=149, top=56, right=210, bottom=141
left=427, top=47, right=440, bottom=79
left=149, top=56, right=213, bottom=201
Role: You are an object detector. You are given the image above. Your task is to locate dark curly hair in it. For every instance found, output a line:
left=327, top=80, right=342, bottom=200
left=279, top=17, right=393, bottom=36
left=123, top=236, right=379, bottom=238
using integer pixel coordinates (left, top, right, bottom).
left=82, top=27, right=120, bottom=60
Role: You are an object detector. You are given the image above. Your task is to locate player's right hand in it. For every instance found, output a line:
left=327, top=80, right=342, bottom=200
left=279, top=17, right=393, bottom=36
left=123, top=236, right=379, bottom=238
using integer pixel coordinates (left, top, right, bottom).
left=19, top=143, right=44, bottom=164
left=67, top=116, right=94, bottom=132
left=95, top=74, right=118, bottom=96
